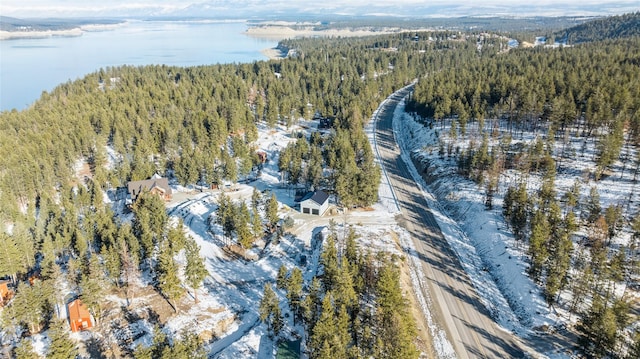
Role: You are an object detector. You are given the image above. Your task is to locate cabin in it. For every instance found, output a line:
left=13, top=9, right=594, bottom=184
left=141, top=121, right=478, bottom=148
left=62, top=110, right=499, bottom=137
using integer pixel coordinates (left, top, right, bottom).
left=313, top=112, right=335, bottom=129
left=127, top=175, right=172, bottom=202
left=0, top=280, right=13, bottom=305
left=299, top=190, right=329, bottom=216
left=67, top=298, right=93, bottom=332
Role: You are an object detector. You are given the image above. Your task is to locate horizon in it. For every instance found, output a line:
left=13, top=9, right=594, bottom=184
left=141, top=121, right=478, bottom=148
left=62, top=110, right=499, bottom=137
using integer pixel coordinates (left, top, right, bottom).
left=1, top=0, right=638, bottom=19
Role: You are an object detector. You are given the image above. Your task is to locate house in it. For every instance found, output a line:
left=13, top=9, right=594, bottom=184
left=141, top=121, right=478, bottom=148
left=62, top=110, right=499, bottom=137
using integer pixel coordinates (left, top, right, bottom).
left=127, top=175, right=172, bottom=202
left=0, top=280, right=9, bottom=298
left=299, top=190, right=329, bottom=216
left=67, top=299, right=93, bottom=332
left=313, top=112, right=335, bottom=129
left=0, top=280, right=13, bottom=304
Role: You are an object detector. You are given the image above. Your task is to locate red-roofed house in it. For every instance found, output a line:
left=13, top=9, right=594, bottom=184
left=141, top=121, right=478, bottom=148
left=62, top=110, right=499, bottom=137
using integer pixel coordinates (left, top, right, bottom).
left=67, top=299, right=93, bottom=332
left=0, top=280, right=13, bottom=305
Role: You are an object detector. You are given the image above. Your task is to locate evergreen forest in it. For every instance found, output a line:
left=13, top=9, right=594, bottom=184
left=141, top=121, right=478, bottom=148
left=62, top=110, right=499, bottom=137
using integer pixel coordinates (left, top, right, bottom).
left=0, top=12, right=639, bottom=358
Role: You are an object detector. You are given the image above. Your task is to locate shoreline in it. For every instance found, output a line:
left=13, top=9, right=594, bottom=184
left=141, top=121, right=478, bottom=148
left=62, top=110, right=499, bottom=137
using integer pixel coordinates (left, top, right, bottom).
left=0, top=28, right=84, bottom=40
left=260, top=47, right=288, bottom=60
left=245, top=24, right=426, bottom=41
left=0, top=22, right=125, bottom=41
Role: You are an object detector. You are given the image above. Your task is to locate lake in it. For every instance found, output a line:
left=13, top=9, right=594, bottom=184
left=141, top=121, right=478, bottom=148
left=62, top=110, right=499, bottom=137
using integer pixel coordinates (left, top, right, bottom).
left=0, top=21, right=277, bottom=111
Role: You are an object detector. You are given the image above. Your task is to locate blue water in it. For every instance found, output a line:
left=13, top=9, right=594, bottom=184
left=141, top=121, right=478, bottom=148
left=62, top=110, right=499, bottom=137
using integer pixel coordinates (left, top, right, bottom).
left=0, top=21, right=276, bottom=111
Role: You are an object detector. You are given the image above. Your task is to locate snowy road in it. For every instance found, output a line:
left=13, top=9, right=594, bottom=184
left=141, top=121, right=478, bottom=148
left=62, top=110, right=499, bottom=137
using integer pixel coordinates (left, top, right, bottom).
left=374, top=87, right=527, bottom=358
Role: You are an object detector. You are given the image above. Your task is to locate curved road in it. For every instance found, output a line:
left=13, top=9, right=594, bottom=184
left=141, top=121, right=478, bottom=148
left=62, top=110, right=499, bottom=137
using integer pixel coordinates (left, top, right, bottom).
left=375, top=86, right=526, bottom=358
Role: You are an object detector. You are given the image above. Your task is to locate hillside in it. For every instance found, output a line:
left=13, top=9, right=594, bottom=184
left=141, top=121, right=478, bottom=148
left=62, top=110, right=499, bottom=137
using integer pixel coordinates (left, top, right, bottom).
left=554, top=11, right=640, bottom=44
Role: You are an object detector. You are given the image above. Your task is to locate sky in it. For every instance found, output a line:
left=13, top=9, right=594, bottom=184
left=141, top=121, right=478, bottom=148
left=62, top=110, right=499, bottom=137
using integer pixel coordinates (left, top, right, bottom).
left=1, top=0, right=638, bottom=18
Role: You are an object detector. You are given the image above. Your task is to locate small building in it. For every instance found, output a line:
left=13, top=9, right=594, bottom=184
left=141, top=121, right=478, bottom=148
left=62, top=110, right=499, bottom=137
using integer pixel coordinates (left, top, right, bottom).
left=127, top=175, right=172, bottom=202
left=67, top=299, right=93, bottom=332
left=314, top=112, right=335, bottom=129
left=0, top=280, right=13, bottom=304
left=299, top=190, right=329, bottom=216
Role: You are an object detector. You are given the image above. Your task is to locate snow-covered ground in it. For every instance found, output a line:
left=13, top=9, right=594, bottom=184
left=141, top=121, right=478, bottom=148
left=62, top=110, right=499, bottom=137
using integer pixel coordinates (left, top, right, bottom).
left=157, top=117, right=418, bottom=358
left=391, top=93, right=640, bottom=357
left=392, top=101, right=549, bottom=335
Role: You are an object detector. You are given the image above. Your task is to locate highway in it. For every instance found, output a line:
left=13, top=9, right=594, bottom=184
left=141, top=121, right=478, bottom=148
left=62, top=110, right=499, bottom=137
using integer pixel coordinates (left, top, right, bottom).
left=374, top=86, right=527, bottom=358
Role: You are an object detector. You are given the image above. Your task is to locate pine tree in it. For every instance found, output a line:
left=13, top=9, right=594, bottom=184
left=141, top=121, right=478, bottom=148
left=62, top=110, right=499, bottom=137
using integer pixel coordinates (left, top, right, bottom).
left=11, top=281, right=49, bottom=334
left=13, top=338, right=35, bottom=359
left=528, top=210, right=550, bottom=282
left=80, top=255, right=108, bottom=325
left=102, top=243, right=122, bottom=286
left=287, top=267, right=304, bottom=323
left=265, top=192, right=279, bottom=232
left=216, top=193, right=235, bottom=242
left=577, top=294, right=618, bottom=358
left=320, top=234, right=339, bottom=292
left=132, top=191, right=168, bottom=262
left=544, top=230, right=573, bottom=305
left=511, top=181, right=529, bottom=242
left=47, top=318, right=78, bottom=359
left=184, top=237, right=208, bottom=303
left=0, top=233, right=27, bottom=284
left=165, top=330, right=207, bottom=359
left=157, top=243, right=183, bottom=312
left=251, top=209, right=263, bottom=239
left=259, top=283, right=282, bottom=338
left=236, top=202, right=253, bottom=248
left=586, top=186, right=602, bottom=224
left=276, top=265, right=288, bottom=289
left=310, top=294, right=338, bottom=358
left=375, top=260, right=419, bottom=359
left=503, top=185, right=515, bottom=220
left=302, top=277, right=322, bottom=328
left=167, top=220, right=188, bottom=253
left=334, top=305, right=351, bottom=357
left=344, top=227, right=358, bottom=265
left=251, top=187, right=261, bottom=210
left=604, top=204, right=623, bottom=241
left=334, top=258, right=357, bottom=311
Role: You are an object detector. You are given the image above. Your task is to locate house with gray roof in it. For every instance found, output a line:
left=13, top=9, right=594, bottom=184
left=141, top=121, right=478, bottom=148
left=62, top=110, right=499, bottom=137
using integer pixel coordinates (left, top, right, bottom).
left=127, top=175, right=172, bottom=202
left=299, top=190, right=329, bottom=216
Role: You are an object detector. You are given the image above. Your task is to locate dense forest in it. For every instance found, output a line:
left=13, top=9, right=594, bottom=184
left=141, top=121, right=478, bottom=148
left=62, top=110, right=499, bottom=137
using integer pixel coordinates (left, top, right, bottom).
left=0, top=27, right=468, bottom=357
left=553, top=12, right=640, bottom=44
left=1, top=11, right=639, bottom=358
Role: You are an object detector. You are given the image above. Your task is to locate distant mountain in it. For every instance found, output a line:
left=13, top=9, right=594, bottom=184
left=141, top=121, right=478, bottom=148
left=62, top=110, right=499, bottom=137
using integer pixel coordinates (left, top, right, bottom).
left=2, top=1, right=639, bottom=20
left=554, top=12, right=640, bottom=44
left=170, top=2, right=640, bottom=20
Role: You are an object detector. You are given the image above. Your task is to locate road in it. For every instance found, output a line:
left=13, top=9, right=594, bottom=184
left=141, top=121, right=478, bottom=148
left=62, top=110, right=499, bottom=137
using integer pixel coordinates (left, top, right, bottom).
left=374, top=86, right=527, bottom=358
